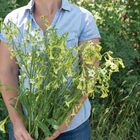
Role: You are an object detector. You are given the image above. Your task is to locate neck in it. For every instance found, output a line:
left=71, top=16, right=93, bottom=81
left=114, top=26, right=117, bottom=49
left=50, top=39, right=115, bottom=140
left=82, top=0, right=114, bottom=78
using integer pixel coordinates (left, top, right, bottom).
left=34, top=0, right=62, bottom=16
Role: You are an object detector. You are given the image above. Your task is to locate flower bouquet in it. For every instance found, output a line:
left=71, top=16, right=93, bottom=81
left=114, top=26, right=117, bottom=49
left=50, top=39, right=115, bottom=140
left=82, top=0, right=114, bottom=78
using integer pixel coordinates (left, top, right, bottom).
left=0, top=19, right=124, bottom=139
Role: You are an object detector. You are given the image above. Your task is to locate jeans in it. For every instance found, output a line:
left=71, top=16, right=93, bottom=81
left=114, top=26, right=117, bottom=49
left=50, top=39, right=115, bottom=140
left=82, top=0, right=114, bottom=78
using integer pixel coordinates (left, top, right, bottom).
left=9, top=119, right=91, bottom=140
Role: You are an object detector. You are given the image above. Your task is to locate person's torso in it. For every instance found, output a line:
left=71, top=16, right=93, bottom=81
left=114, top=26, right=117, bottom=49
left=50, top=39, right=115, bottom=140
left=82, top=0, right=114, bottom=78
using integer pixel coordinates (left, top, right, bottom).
left=1, top=0, right=92, bottom=132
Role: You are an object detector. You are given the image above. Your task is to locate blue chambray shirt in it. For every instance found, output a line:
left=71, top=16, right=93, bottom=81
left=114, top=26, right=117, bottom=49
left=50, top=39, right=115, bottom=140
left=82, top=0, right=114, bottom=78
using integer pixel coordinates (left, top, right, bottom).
left=0, top=0, right=101, bottom=133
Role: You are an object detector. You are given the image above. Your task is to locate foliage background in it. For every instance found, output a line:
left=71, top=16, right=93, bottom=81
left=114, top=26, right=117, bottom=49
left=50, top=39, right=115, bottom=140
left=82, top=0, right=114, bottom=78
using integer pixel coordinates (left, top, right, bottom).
left=0, top=0, right=140, bottom=139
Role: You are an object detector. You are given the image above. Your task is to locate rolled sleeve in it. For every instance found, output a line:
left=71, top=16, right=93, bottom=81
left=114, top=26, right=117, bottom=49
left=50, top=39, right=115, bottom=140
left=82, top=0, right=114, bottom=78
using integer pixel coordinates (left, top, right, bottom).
left=79, top=12, right=101, bottom=42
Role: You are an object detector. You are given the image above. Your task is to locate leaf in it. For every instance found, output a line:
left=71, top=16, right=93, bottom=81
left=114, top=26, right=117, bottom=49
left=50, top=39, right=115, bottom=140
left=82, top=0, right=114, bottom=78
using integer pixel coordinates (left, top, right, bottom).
left=36, top=120, right=52, bottom=137
left=46, top=118, right=60, bottom=131
left=35, top=79, right=43, bottom=89
left=0, top=83, right=8, bottom=86
left=35, top=126, right=39, bottom=140
left=62, top=75, right=67, bottom=83
left=67, top=68, right=73, bottom=77
left=45, top=83, right=51, bottom=90
left=6, top=87, right=17, bottom=91
left=0, top=82, right=8, bottom=92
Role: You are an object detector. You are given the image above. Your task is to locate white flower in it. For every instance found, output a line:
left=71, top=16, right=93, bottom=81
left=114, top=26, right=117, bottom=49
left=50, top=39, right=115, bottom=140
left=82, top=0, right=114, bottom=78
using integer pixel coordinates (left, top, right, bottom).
left=90, top=42, right=95, bottom=46
left=36, top=36, right=43, bottom=42
left=89, top=0, right=95, bottom=3
left=0, top=127, right=4, bottom=132
left=111, top=64, right=117, bottom=70
left=36, top=51, right=40, bottom=56
left=31, top=41, right=38, bottom=46
left=107, top=60, right=114, bottom=66
left=77, top=1, right=81, bottom=5
left=89, top=80, right=95, bottom=86
left=77, top=0, right=83, bottom=4
left=100, top=69, right=107, bottom=75
left=21, top=65, right=25, bottom=72
left=29, top=79, right=35, bottom=84
left=79, top=77, right=85, bottom=81
left=4, top=32, right=9, bottom=38
left=106, top=60, right=117, bottom=70
left=82, top=90, right=86, bottom=95
left=40, top=44, right=46, bottom=51
left=88, top=70, right=95, bottom=78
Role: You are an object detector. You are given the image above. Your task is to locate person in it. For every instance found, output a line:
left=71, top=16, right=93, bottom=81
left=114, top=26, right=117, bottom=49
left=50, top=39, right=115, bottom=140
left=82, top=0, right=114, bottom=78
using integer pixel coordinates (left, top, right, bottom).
left=0, top=0, right=101, bottom=139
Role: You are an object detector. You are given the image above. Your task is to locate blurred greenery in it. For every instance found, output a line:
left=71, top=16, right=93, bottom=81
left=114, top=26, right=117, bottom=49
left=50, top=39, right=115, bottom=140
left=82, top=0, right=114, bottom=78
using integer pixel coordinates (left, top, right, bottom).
left=0, top=0, right=140, bottom=140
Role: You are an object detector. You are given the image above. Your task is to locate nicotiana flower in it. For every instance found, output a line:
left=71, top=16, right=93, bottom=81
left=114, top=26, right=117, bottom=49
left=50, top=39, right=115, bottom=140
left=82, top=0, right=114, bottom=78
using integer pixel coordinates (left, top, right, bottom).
left=4, top=31, right=9, bottom=38
left=36, top=51, right=40, bottom=57
left=110, top=63, right=117, bottom=70
left=18, top=74, right=26, bottom=80
left=88, top=69, right=95, bottom=78
left=21, top=64, right=26, bottom=72
left=106, top=60, right=114, bottom=66
left=100, top=69, right=107, bottom=75
left=29, top=79, right=35, bottom=84
left=36, top=35, right=43, bottom=42
left=82, top=90, right=86, bottom=95
left=89, top=80, right=95, bottom=87
left=79, top=77, right=85, bottom=81
left=106, top=60, right=118, bottom=70
left=40, top=44, right=46, bottom=51
left=90, top=42, right=95, bottom=46
left=31, top=41, right=38, bottom=46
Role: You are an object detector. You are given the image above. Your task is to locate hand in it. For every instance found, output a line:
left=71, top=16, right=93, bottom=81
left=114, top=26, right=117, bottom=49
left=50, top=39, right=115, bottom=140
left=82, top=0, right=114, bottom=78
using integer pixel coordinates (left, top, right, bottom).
left=13, top=119, right=34, bottom=140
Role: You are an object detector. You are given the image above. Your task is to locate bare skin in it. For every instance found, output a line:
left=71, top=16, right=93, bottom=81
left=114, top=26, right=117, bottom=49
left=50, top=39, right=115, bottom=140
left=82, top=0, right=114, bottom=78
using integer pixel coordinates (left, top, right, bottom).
left=34, top=0, right=62, bottom=34
left=0, top=0, right=62, bottom=140
left=0, top=0, right=100, bottom=139
left=0, top=41, right=34, bottom=140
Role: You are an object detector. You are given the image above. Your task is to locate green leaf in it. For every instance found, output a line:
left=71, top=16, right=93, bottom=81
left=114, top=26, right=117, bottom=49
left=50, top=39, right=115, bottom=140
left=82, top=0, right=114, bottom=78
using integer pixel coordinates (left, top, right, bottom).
left=6, top=87, right=17, bottom=91
left=46, top=118, right=60, bottom=131
left=36, top=120, right=52, bottom=137
left=0, top=83, right=8, bottom=87
left=35, top=126, right=39, bottom=140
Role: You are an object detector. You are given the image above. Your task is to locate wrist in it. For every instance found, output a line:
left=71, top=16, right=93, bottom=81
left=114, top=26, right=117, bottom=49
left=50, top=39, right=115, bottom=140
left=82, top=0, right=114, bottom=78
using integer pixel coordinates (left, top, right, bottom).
left=11, top=115, right=23, bottom=126
left=52, top=130, right=61, bottom=139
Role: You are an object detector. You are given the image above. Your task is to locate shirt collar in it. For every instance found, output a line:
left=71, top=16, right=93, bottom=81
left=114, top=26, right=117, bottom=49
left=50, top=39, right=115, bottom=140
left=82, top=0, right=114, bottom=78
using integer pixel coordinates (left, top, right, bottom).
left=26, top=0, right=71, bottom=12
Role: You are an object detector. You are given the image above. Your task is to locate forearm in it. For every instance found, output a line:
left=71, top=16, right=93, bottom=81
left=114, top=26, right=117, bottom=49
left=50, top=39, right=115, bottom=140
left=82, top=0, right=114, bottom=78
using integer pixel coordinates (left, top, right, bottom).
left=50, top=40, right=100, bottom=139
left=0, top=71, right=23, bottom=125
left=47, top=95, right=88, bottom=140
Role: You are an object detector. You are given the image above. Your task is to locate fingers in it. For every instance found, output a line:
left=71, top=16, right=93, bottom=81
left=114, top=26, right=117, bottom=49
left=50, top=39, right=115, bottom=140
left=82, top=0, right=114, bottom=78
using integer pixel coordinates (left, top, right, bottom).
left=15, top=135, right=24, bottom=140
left=14, top=128, right=34, bottom=140
left=22, top=131, right=34, bottom=140
left=15, top=134, right=34, bottom=140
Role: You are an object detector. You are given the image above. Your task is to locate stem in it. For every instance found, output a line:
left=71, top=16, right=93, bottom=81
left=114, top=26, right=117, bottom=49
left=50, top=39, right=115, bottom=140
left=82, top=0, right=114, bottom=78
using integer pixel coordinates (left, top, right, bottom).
left=29, top=116, right=31, bottom=134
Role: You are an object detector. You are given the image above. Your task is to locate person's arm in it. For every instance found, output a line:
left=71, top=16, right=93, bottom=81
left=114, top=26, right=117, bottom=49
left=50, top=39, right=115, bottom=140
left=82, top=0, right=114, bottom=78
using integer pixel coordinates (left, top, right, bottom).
left=0, top=41, right=34, bottom=140
left=47, top=38, right=100, bottom=140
